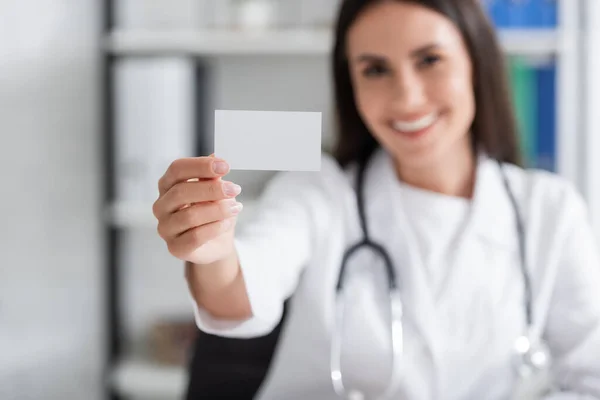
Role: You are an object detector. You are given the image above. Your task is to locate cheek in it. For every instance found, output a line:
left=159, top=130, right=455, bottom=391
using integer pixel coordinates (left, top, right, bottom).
left=354, top=83, right=388, bottom=125
left=433, top=73, right=475, bottom=129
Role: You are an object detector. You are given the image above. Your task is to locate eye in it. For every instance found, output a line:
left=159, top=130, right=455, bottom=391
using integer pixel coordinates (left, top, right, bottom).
left=419, top=54, right=441, bottom=68
left=362, top=63, right=389, bottom=78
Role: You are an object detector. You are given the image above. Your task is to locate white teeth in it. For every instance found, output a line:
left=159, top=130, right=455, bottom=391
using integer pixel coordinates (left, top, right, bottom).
left=393, top=113, right=437, bottom=133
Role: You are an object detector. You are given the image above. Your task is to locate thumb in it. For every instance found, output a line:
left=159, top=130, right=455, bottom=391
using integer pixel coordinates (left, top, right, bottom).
left=208, top=153, right=224, bottom=181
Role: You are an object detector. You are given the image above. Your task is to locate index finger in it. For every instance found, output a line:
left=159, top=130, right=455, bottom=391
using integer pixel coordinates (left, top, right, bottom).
left=158, top=157, right=230, bottom=196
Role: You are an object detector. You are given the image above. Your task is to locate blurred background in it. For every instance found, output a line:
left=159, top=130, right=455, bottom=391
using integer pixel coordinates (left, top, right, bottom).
left=1, top=0, right=599, bottom=399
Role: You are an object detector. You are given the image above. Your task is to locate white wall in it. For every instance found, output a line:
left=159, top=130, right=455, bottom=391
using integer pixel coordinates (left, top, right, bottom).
left=0, top=1, right=102, bottom=399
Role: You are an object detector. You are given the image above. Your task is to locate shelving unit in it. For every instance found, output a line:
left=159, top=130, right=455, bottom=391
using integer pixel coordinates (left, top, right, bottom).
left=101, top=1, right=586, bottom=400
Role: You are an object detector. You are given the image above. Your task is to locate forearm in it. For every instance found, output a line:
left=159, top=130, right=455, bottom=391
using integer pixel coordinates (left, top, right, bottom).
left=185, top=251, right=252, bottom=320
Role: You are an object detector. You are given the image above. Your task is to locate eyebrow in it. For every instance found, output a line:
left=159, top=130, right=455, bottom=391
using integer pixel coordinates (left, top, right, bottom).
left=354, top=43, right=442, bottom=63
left=410, top=43, right=441, bottom=57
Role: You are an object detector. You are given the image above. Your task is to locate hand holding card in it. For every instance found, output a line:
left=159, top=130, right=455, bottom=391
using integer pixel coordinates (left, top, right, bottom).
left=153, top=109, right=322, bottom=267
left=153, top=155, right=242, bottom=266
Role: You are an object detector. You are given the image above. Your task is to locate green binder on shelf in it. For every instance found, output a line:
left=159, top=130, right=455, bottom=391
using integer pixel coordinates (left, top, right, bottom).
left=508, top=56, right=538, bottom=167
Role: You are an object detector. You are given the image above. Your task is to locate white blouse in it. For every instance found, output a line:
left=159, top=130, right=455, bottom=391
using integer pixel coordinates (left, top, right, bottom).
left=191, top=149, right=600, bottom=400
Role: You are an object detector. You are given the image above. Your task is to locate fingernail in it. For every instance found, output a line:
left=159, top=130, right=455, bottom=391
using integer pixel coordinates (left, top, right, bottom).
left=230, top=202, right=243, bottom=215
left=213, top=160, right=229, bottom=174
left=223, top=182, right=242, bottom=197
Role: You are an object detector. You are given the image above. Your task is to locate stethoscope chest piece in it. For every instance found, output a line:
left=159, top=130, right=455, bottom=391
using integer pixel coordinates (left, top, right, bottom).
left=513, top=335, right=551, bottom=377
left=511, top=335, right=554, bottom=400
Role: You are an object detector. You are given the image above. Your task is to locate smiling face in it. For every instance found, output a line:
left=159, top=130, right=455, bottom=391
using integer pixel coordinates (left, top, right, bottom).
left=347, top=0, right=476, bottom=170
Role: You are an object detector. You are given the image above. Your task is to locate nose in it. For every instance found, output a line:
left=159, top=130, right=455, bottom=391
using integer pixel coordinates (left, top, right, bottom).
left=391, top=71, right=427, bottom=112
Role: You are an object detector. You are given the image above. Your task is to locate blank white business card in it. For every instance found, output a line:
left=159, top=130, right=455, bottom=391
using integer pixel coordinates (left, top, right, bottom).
left=214, top=110, right=322, bottom=171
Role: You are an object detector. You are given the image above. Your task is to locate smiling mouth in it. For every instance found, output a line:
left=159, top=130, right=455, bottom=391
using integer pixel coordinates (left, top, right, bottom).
left=392, top=113, right=438, bottom=137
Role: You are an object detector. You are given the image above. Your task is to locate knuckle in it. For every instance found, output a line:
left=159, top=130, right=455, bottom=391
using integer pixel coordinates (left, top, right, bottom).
left=152, top=199, right=161, bottom=218
left=156, top=220, right=168, bottom=240
left=172, top=183, right=188, bottom=204
left=206, top=181, right=219, bottom=197
left=164, top=160, right=178, bottom=182
left=190, top=226, right=208, bottom=247
left=182, top=206, right=200, bottom=227
left=169, top=158, right=182, bottom=173
left=166, top=239, right=180, bottom=257
left=165, top=158, right=184, bottom=182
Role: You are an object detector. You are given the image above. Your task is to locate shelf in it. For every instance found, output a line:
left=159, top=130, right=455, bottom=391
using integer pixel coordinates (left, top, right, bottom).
left=496, top=29, right=561, bottom=56
left=105, top=28, right=332, bottom=56
left=110, top=357, right=186, bottom=399
left=105, top=28, right=561, bottom=57
left=108, top=198, right=259, bottom=228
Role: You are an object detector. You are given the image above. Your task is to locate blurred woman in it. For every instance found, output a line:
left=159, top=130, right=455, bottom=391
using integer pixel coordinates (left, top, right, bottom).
left=153, top=0, right=600, bottom=399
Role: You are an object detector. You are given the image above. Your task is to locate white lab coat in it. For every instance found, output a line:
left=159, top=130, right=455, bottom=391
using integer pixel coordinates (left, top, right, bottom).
left=192, top=148, right=600, bottom=400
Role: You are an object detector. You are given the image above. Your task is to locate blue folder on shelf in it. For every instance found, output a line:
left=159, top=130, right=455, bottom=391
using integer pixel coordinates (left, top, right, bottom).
left=537, top=0, right=558, bottom=27
left=506, top=0, right=531, bottom=27
left=535, top=60, right=556, bottom=172
left=484, top=0, right=557, bottom=28
left=484, top=0, right=509, bottom=27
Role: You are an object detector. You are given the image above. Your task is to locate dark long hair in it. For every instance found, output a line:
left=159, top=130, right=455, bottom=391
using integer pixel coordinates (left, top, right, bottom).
left=331, top=0, right=522, bottom=168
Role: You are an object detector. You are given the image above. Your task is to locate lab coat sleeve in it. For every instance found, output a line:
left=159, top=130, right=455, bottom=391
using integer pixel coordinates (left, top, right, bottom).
left=542, top=186, right=600, bottom=398
left=191, top=156, right=339, bottom=338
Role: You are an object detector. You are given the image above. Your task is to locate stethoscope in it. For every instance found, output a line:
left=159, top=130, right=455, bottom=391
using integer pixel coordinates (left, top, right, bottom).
left=330, top=152, right=552, bottom=400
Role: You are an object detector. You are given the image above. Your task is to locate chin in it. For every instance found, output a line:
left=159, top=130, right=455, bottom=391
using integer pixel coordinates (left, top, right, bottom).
left=377, top=130, right=443, bottom=169
left=379, top=130, right=468, bottom=172
left=390, top=145, right=446, bottom=170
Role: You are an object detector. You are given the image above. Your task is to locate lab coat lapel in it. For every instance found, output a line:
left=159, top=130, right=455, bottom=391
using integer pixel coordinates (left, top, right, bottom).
left=466, top=155, right=517, bottom=249
left=467, top=157, right=556, bottom=400
left=362, top=149, right=440, bottom=360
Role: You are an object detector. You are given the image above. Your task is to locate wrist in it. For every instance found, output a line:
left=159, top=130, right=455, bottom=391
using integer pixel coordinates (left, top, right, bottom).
left=185, top=250, right=241, bottom=296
